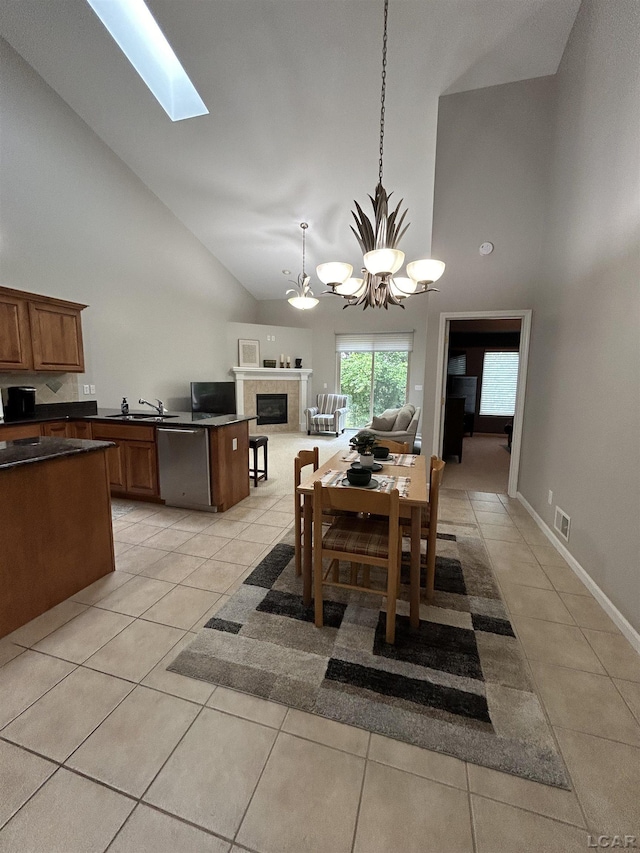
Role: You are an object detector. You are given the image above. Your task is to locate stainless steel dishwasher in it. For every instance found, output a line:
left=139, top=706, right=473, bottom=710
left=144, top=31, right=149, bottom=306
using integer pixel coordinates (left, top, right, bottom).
left=157, top=426, right=213, bottom=511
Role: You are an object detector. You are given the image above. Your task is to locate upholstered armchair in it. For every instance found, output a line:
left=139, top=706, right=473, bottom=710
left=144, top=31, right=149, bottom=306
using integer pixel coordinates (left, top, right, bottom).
left=305, top=394, right=348, bottom=436
left=360, top=404, right=421, bottom=449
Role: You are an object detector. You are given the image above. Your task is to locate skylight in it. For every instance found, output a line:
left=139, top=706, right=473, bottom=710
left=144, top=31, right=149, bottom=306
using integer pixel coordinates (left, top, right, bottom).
left=86, top=0, right=208, bottom=122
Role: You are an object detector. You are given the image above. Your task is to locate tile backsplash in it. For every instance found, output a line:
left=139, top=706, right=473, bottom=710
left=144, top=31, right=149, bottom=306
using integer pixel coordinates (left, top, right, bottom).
left=0, top=373, right=79, bottom=404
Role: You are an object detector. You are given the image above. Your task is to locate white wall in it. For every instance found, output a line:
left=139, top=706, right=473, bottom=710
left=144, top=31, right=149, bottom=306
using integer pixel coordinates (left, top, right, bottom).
left=519, top=0, right=640, bottom=630
left=0, top=39, right=257, bottom=412
left=226, top=322, right=313, bottom=372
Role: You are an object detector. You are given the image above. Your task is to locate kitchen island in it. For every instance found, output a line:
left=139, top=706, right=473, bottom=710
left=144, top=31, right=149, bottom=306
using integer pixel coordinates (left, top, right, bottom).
left=0, top=436, right=115, bottom=639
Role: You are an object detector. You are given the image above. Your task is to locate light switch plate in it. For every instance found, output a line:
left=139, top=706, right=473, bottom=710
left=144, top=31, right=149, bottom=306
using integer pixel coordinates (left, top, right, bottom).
left=83, top=385, right=90, bottom=395
left=90, top=385, right=96, bottom=394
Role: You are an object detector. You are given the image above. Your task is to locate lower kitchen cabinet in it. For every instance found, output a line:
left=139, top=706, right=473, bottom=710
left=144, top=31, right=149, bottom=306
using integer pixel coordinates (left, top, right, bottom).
left=91, top=422, right=159, bottom=499
left=0, top=423, right=42, bottom=442
left=71, top=420, right=93, bottom=439
left=41, top=421, right=71, bottom=437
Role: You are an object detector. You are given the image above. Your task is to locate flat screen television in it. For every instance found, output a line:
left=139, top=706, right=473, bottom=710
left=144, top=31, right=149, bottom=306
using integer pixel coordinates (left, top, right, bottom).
left=190, top=381, right=236, bottom=415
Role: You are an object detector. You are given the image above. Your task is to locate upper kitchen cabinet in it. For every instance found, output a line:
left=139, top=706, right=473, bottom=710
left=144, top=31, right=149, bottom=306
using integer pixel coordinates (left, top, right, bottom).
left=0, top=286, right=87, bottom=372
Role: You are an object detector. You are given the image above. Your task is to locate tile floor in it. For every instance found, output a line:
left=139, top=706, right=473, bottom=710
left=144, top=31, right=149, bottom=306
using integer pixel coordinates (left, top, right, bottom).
left=1, top=488, right=639, bottom=852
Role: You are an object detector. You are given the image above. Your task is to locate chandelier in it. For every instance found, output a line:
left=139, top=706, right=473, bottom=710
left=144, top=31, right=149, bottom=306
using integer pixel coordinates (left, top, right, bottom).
left=316, top=0, right=444, bottom=309
left=285, top=222, right=319, bottom=310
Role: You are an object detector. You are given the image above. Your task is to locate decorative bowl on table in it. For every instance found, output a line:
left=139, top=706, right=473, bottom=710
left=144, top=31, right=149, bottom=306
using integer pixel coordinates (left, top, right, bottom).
left=346, top=467, right=372, bottom=486
left=372, top=446, right=390, bottom=459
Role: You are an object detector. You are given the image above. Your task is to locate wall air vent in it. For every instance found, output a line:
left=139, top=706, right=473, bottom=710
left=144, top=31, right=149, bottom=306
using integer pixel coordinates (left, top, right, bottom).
left=554, top=506, right=571, bottom=542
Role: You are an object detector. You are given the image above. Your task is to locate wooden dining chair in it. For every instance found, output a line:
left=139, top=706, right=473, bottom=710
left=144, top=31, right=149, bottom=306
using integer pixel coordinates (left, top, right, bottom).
left=401, top=455, right=445, bottom=602
left=313, top=480, right=402, bottom=643
left=294, top=448, right=319, bottom=576
left=376, top=438, right=411, bottom=454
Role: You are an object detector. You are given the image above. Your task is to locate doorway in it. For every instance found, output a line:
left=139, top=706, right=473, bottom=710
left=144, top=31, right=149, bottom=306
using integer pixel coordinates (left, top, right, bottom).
left=432, top=310, right=532, bottom=497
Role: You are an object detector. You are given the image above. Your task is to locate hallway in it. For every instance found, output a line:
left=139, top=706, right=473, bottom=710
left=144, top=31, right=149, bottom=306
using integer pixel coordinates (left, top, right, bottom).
left=442, top=433, right=511, bottom=493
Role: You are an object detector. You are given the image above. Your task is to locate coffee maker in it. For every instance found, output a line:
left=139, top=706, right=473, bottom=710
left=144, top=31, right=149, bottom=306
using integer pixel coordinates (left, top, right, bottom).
left=3, top=386, right=37, bottom=421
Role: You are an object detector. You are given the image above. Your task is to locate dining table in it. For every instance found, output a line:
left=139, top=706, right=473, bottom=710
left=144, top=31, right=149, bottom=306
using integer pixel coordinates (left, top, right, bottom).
left=296, top=449, right=428, bottom=628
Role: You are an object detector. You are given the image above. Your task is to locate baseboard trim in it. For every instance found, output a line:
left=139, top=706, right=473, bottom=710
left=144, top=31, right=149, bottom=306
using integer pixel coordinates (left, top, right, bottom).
left=517, top=491, right=640, bottom=655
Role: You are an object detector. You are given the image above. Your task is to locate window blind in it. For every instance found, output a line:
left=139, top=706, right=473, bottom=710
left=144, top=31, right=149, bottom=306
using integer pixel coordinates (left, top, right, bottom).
left=479, top=351, right=519, bottom=416
left=447, top=354, right=466, bottom=375
left=335, top=332, right=413, bottom=352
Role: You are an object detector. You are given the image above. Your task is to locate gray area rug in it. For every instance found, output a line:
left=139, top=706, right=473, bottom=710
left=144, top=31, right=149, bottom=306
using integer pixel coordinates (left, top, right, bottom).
left=168, top=528, right=569, bottom=788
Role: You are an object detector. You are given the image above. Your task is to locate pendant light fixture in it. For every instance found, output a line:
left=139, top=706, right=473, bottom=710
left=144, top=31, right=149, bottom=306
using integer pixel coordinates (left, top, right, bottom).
left=316, top=0, right=445, bottom=309
left=286, top=222, right=319, bottom=310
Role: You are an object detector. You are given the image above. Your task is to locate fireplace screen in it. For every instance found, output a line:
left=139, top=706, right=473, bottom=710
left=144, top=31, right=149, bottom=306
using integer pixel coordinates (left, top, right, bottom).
left=256, top=394, right=288, bottom=425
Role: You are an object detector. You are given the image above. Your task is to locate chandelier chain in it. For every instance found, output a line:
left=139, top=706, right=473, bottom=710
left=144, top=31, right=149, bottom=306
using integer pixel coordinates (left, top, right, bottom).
left=300, top=221, right=307, bottom=277
left=378, top=0, right=389, bottom=185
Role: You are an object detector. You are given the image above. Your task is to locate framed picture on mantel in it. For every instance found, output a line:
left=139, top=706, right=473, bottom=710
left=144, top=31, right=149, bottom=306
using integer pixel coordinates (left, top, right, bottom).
left=238, top=339, right=260, bottom=368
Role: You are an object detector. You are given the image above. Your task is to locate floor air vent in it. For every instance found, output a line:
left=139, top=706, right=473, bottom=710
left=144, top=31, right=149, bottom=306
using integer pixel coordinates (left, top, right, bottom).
left=554, top=506, right=571, bottom=542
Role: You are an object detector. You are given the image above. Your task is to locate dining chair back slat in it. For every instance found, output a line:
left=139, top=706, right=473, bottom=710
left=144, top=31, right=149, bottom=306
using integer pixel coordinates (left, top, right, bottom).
left=376, top=439, right=411, bottom=454
left=294, top=448, right=319, bottom=576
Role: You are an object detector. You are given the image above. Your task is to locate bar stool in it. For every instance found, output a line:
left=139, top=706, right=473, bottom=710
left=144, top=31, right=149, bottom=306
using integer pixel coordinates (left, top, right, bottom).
left=249, top=435, right=268, bottom=486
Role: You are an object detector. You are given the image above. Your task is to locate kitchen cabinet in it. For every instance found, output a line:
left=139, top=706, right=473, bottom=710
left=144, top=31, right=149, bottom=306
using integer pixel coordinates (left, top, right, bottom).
left=71, top=420, right=93, bottom=439
left=0, top=286, right=86, bottom=373
left=0, top=423, right=42, bottom=442
left=209, top=420, right=250, bottom=511
left=41, top=421, right=71, bottom=438
left=91, top=422, right=159, bottom=499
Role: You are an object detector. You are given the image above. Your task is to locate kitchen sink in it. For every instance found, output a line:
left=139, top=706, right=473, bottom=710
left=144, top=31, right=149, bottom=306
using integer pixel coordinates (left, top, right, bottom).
left=106, top=413, right=179, bottom=420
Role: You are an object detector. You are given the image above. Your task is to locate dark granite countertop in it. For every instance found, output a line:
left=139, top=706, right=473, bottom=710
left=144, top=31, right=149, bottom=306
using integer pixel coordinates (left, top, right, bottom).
left=0, top=436, right=115, bottom=471
left=86, top=409, right=257, bottom=428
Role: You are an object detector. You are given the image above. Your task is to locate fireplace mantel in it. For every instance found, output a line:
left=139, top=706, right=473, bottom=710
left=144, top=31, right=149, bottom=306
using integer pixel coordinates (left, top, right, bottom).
left=232, top=367, right=312, bottom=431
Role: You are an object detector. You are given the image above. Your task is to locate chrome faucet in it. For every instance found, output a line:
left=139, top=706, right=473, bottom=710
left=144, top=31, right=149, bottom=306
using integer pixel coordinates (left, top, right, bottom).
left=139, top=398, right=166, bottom=416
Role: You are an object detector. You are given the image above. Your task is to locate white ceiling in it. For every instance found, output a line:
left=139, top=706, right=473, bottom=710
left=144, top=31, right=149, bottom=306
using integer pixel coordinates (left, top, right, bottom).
left=0, top=0, right=580, bottom=300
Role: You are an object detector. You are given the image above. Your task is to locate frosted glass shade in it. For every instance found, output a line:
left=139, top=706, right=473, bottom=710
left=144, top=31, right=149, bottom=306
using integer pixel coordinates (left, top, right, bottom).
left=316, top=262, right=353, bottom=286
left=288, top=295, right=319, bottom=310
left=335, top=277, right=365, bottom=297
left=389, top=276, right=417, bottom=297
left=364, top=249, right=404, bottom=276
left=406, top=258, right=445, bottom=285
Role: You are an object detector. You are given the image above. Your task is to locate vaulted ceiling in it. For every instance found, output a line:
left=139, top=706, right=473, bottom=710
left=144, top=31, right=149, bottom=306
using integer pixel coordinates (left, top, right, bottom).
left=0, top=0, right=580, bottom=299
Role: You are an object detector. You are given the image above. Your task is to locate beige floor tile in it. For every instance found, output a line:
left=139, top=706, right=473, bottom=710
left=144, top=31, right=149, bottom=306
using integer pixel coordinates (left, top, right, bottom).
left=96, top=575, right=175, bottom=617
left=560, top=594, right=620, bottom=633
left=282, top=708, right=369, bottom=756
left=471, top=794, right=587, bottom=853
left=118, top=506, right=160, bottom=524
left=583, top=630, right=640, bottom=682
left=0, top=640, right=23, bottom=668
left=112, top=518, right=134, bottom=534
left=437, top=504, right=476, bottom=524
left=474, top=510, right=517, bottom=527
left=222, top=506, right=266, bottom=523
left=511, top=617, right=606, bottom=673
left=518, top=525, right=554, bottom=547
left=71, top=570, right=136, bottom=605
left=0, top=767, right=134, bottom=852
left=261, top=510, right=294, bottom=528
left=142, top=586, right=219, bottom=630
left=113, top=540, right=133, bottom=557
left=108, top=804, right=231, bottom=853
left=500, top=584, right=575, bottom=624
left=143, top=527, right=196, bottom=551
left=467, top=763, right=585, bottom=827
left=472, top=499, right=508, bottom=514
left=354, top=760, right=473, bottom=853
left=531, top=543, right=569, bottom=567
left=211, top=538, right=267, bottom=566
left=142, top=633, right=215, bottom=704
left=615, top=679, right=640, bottom=724
left=368, top=733, right=467, bottom=789
left=168, top=512, right=219, bottom=534
left=145, top=708, right=277, bottom=837
left=479, top=523, right=525, bottom=542
left=485, top=538, right=537, bottom=565
left=242, top=495, right=281, bottom=510
left=175, top=532, right=229, bottom=559
left=555, top=727, right=640, bottom=835
left=33, top=608, right=133, bottom=664
left=237, top=732, right=364, bottom=853
left=115, top=545, right=169, bottom=574
left=194, top=595, right=230, bottom=628
left=182, top=559, right=248, bottom=593
left=113, top=521, right=161, bottom=545
left=492, top=560, right=553, bottom=589
left=5, top=600, right=88, bottom=647
left=0, top=740, right=56, bottom=829
left=3, top=667, right=133, bottom=761
left=205, top=518, right=248, bottom=538
left=530, top=661, right=640, bottom=746
left=207, top=686, right=287, bottom=728
left=67, top=685, right=200, bottom=797
left=236, top=523, right=283, bottom=545
left=84, top=619, right=184, bottom=682
left=138, top=552, right=206, bottom=583
left=542, top=562, right=589, bottom=596
left=468, top=491, right=502, bottom=502
left=142, top=507, right=191, bottom=528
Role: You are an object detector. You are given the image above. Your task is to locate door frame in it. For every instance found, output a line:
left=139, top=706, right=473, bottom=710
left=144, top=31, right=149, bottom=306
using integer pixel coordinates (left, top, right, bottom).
left=432, top=309, right=532, bottom=497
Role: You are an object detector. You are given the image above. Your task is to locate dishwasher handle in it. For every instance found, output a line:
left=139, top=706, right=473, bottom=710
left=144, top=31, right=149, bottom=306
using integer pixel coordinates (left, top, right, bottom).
left=157, top=428, right=201, bottom=434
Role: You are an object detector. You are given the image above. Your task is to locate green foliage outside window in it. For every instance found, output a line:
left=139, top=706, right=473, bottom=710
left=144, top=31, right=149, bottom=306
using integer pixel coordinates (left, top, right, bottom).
left=339, top=351, right=408, bottom=428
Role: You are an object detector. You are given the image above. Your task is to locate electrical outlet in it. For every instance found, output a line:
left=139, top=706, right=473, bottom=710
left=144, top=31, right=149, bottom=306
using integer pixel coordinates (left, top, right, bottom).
left=90, top=385, right=96, bottom=394
left=548, top=490, right=553, bottom=505
left=232, top=438, right=238, bottom=451
left=83, top=385, right=90, bottom=395
left=323, top=382, right=328, bottom=389
left=414, top=385, right=423, bottom=391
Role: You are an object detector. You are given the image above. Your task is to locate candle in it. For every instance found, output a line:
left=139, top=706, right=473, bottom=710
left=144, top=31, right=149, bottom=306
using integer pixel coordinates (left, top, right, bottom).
left=280, top=354, right=284, bottom=362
